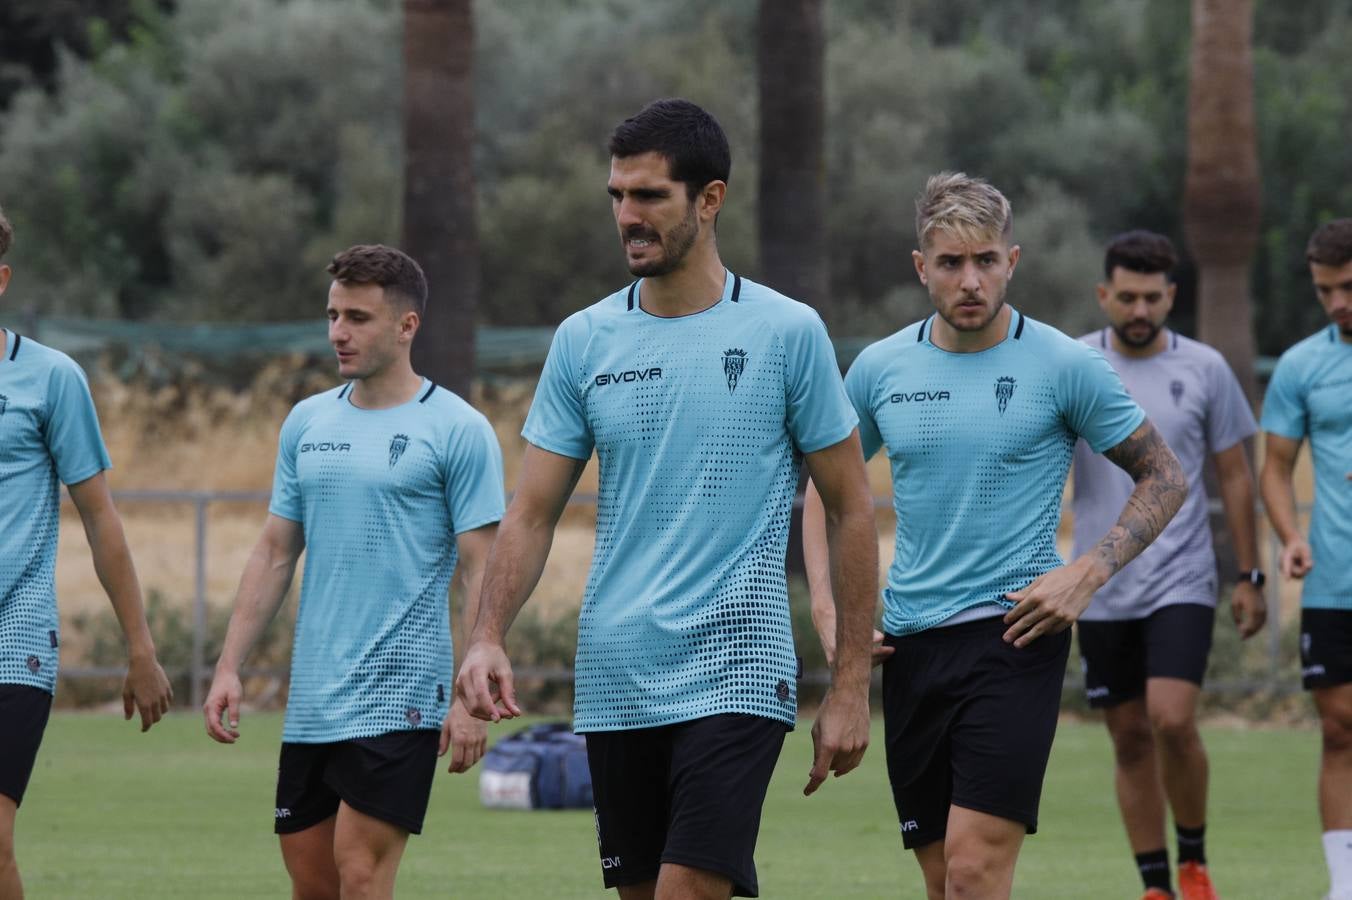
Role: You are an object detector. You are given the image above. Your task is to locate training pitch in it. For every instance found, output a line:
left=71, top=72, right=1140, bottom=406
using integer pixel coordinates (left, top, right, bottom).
left=17, top=712, right=1323, bottom=898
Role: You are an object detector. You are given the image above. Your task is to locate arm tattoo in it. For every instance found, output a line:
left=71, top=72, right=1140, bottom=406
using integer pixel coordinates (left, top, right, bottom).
left=1095, top=420, right=1188, bottom=577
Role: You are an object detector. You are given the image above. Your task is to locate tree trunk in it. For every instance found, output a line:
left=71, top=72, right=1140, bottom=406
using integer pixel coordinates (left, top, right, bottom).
left=403, top=0, right=477, bottom=399
left=758, top=0, right=828, bottom=577
left=1183, top=0, right=1261, bottom=405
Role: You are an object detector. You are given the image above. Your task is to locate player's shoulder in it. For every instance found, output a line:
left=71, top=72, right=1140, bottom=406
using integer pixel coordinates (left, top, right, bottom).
left=418, top=382, right=493, bottom=430
left=283, top=383, right=348, bottom=427
left=556, top=284, right=634, bottom=338
left=732, top=276, right=830, bottom=336
left=7, top=334, right=87, bottom=381
left=1274, top=326, right=1340, bottom=371
left=1016, top=312, right=1100, bottom=363
left=850, top=320, right=928, bottom=374
left=1171, top=332, right=1227, bottom=365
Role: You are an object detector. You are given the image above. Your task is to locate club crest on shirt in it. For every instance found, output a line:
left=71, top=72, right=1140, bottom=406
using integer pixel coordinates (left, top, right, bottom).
left=388, top=433, right=410, bottom=468
left=1170, top=380, right=1185, bottom=406
left=995, top=376, right=1016, bottom=414
left=723, top=348, right=748, bottom=394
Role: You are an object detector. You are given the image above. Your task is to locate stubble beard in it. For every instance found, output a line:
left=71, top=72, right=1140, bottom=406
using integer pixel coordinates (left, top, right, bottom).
left=626, top=203, right=699, bottom=278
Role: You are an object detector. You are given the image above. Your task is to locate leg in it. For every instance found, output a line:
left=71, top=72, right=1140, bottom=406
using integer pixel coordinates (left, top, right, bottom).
left=0, top=794, right=21, bottom=900
left=943, top=806, right=1026, bottom=899
left=279, top=815, right=340, bottom=900
left=1103, top=698, right=1168, bottom=853
left=913, top=840, right=947, bottom=900
left=616, top=881, right=657, bottom=900
left=1147, top=677, right=1207, bottom=830
left=331, top=802, right=410, bottom=900
left=1314, top=683, right=1352, bottom=830
left=654, top=863, right=731, bottom=900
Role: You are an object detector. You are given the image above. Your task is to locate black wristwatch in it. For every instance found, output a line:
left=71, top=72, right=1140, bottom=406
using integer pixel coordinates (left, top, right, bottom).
left=1237, top=569, right=1266, bottom=587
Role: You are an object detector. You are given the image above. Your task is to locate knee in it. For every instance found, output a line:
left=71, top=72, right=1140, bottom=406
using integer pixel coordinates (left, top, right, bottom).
left=335, top=855, right=378, bottom=897
left=1110, top=718, right=1155, bottom=767
left=1149, top=710, right=1200, bottom=752
left=289, top=873, right=339, bottom=900
left=945, top=853, right=1001, bottom=898
left=1321, top=713, right=1352, bottom=757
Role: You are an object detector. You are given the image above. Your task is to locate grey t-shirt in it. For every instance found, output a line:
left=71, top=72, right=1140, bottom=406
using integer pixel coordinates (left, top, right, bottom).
left=1071, top=329, right=1257, bottom=620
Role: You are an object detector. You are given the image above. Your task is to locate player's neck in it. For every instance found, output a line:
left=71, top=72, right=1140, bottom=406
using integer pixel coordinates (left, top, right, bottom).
left=1110, top=327, right=1169, bottom=359
left=636, top=243, right=727, bottom=318
left=348, top=359, right=423, bottom=410
left=930, top=303, right=1012, bottom=353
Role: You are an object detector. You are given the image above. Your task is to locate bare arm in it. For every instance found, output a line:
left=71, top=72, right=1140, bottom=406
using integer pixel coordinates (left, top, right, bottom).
left=442, top=523, right=498, bottom=773
left=455, top=444, right=585, bottom=721
left=1213, top=441, right=1265, bottom=638
left=801, top=430, right=879, bottom=796
left=1003, top=419, right=1187, bottom=647
left=203, top=514, right=305, bottom=742
left=1259, top=432, right=1312, bottom=578
left=803, top=481, right=892, bottom=668
left=67, top=472, right=173, bottom=732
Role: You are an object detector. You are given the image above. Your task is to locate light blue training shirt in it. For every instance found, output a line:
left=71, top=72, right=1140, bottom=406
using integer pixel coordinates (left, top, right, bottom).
left=845, top=309, right=1146, bottom=636
left=270, top=378, right=505, bottom=743
left=523, top=271, right=858, bottom=732
left=1072, top=330, right=1256, bottom=620
left=1260, top=324, right=1352, bottom=610
left=0, top=331, right=111, bottom=693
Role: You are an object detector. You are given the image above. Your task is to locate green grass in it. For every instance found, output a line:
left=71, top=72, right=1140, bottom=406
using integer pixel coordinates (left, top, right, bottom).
left=16, top=713, right=1326, bottom=898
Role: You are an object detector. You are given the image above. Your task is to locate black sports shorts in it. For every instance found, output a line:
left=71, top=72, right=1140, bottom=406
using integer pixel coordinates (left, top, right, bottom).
left=1300, top=608, right=1352, bottom=690
left=584, top=713, right=788, bottom=898
left=0, top=684, right=53, bottom=806
left=1076, top=602, right=1216, bottom=708
left=881, top=616, right=1070, bottom=850
left=274, top=729, right=439, bottom=835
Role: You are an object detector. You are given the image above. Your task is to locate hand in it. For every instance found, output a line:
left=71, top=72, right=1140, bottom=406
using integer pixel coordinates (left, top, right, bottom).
left=124, top=652, right=173, bottom=732
left=1002, top=557, right=1102, bottom=648
left=203, top=669, right=243, bottom=743
left=1230, top=580, right=1267, bottom=639
left=804, top=685, right=870, bottom=796
left=820, top=628, right=894, bottom=669
left=454, top=641, right=522, bottom=722
left=1279, top=538, right=1313, bottom=579
left=439, top=700, right=488, bottom=773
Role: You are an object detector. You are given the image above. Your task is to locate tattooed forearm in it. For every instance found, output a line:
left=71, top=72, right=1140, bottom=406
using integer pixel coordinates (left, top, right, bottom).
left=1093, top=419, right=1188, bottom=578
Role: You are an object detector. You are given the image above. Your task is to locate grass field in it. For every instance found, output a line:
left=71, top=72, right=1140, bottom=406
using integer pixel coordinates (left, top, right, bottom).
left=16, top=713, right=1326, bottom=898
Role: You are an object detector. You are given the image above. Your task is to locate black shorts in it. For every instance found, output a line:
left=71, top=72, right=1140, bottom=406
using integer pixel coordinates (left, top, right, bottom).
left=584, top=713, right=788, bottom=898
left=274, top=730, right=439, bottom=835
left=1301, top=608, right=1352, bottom=690
left=1077, top=603, right=1215, bottom=708
left=881, top=616, right=1070, bottom=850
left=0, top=684, right=53, bottom=806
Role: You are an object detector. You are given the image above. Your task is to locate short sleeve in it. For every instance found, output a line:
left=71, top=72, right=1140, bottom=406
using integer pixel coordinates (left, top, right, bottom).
left=445, top=414, right=506, bottom=534
left=268, top=406, right=305, bottom=522
left=521, top=321, right=594, bottom=460
left=43, top=359, right=111, bottom=486
left=1204, top=356, right=1258, bottom=452
left=843, top=354, right=883, bottom=461
left=1259, top=352, right=1307, bottom=440
left=783, top=311, right=858, bottom=454
left=1059, top=345, right=1147, bottom=453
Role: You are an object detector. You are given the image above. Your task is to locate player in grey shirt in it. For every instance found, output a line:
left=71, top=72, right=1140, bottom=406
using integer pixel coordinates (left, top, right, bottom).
left=1070, top=231, right=1264, bottom=900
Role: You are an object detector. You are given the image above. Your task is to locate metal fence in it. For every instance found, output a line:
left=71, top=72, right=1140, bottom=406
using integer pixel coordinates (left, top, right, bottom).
left=58, top=490, right=1310, bottom=708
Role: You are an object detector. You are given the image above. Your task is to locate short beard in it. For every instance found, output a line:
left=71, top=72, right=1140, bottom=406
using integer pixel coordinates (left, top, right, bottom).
left=936, top=296, right=1005, bottom=333
left=1112, top=320, right=1162, bottom=348
left=627, top=202, right=699, bottom=278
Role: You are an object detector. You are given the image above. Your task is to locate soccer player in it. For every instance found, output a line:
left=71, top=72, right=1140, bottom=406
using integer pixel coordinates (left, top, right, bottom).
left=203, top=245, right=504, bottom=900
left=456, top=98, right=878, bottom=900
left=804, top=173, right=1187, bottom=900
left=0, top=204, right=174, bottom=900
left=1259, top=219, right=1352, bottom=900
left=1071, top=230, right=1263, bottom=900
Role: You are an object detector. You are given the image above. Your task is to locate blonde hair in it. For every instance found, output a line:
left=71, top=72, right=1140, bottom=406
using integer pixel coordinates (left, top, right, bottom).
left=914, top=171, right=1013, bottom=249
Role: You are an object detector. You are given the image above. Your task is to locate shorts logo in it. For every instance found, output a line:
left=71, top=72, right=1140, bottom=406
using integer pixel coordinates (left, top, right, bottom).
left=388, top=433, right=410, bottom=468
left=1085, top=686, right=1110, bottom=700
left=901, top=820, right=919, bottom=833
left=1170, top=379, right=1185, bottom=406
left=601, top=856, right=623, bottom=870
left=775, top=679, right=791, bottom=703
left=25, top=655, right=40, bottom=673
left=995, top=376, right=1016, bottom=414
left=1301, top=632, right=1311, bottom=659
left=405, top=707, right=422, bottom=726
left=0, top=393, right=7, bottom=417
left=723, top=348, right=748, bottom=394
left=275, top=808, right=292, bottom=820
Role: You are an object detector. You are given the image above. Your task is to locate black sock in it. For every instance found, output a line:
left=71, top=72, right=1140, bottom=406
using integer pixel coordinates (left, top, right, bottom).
left=1176, top=823, right=1206, bottom=864
left=1136, top=848, right=1173, bottom=894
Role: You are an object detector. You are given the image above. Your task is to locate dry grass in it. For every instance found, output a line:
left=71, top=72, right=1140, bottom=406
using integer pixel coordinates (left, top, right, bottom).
left=53, top=363, right=1318, bottom=670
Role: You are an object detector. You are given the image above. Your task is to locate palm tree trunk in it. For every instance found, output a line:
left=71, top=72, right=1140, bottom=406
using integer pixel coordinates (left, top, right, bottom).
left=403, top=0, right=478, bottom=399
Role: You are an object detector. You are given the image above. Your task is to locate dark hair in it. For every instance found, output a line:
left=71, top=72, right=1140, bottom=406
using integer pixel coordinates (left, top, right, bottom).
left=0, top=204, right=12, bottom=260
left=1103, top=230, right=1178, bottom=279
left=326, top=244, right=427, bottom=314
left=1306, top=218, right=1352, bottom=267
left=608, top=98, right=731, bottom=200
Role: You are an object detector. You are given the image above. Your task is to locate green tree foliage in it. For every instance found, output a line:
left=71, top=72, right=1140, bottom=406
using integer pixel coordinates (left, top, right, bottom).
left=0, top=0, right=1346, bottom=353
